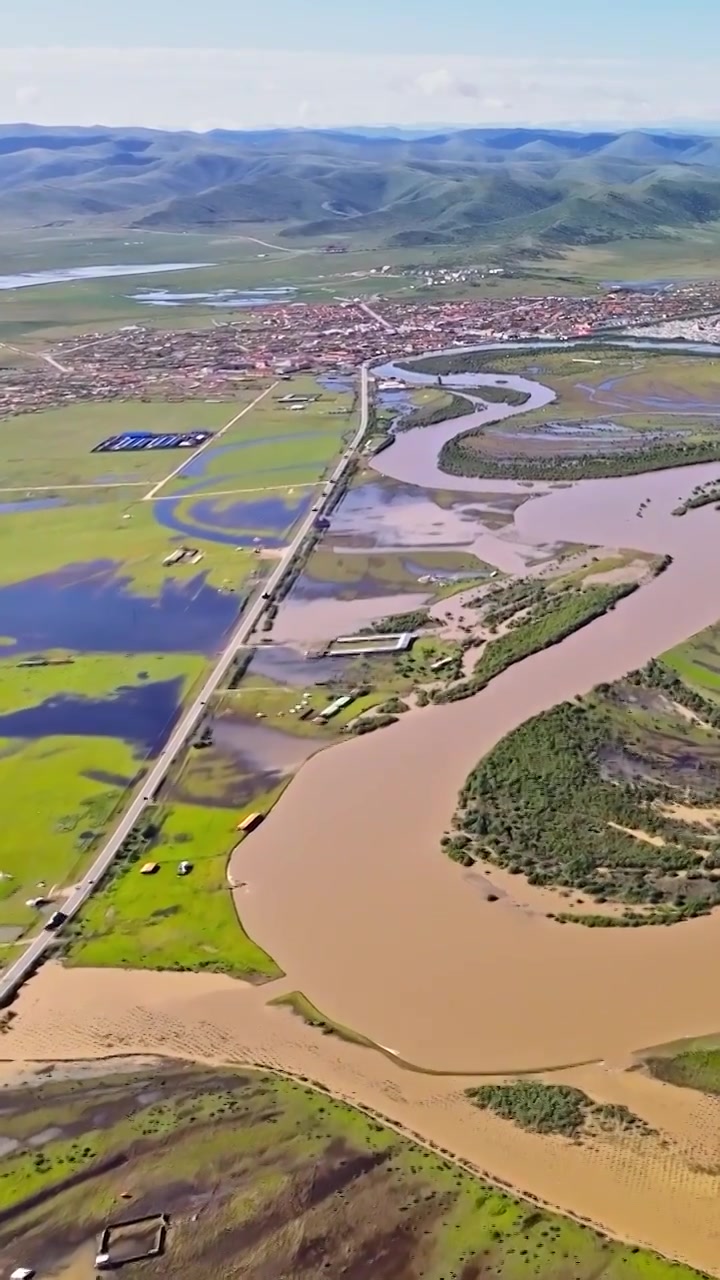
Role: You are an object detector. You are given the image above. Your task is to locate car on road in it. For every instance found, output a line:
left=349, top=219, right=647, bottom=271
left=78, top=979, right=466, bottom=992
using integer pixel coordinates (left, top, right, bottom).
left=45, top=910, right=67, bottom=931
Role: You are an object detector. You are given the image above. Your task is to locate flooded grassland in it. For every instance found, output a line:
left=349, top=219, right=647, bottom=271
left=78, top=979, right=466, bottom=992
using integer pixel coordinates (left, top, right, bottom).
left=0, top=376, right=355, bottom=940
left=0, top=1057, right=704, bottom=1280
left=10, top=351, right=720, bottom=1271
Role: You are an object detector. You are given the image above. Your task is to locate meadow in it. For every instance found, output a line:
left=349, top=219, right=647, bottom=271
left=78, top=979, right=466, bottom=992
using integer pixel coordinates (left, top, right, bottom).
left=157, top=373, right=353, bottom=496
left=0, top=374, right=353, bottom=950
left=0, top=396, right=260, bottom=490
left=641, top=1033, right=720, bottom=1096
left=65, top=791, right=283, bottom=981
left=0, top=651, right=207, bottom=935
left=0, top=1062, right=707, bottom=1280
left=64, top=625, right=465, bottom=977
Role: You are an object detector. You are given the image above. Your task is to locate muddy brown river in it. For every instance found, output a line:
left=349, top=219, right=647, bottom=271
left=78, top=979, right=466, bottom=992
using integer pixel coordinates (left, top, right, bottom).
left=10, top=353, right=720, bottom=1275
left=233, top=363, right=720, bottom=1072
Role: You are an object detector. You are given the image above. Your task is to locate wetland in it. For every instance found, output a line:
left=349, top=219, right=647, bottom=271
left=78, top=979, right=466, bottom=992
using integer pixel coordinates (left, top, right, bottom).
left=12, top=343, right=720, bottom=1273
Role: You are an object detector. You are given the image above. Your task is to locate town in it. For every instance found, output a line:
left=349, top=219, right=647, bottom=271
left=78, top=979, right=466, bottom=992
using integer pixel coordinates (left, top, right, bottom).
left=3, top=278, right=720, bottom=417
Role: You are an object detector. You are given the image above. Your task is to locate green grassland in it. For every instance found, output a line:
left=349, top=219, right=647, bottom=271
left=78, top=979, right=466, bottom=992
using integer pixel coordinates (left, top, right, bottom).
left=643, top=1037, right=720, bottom=1097
left=556, top=225, right=720, bottom=282
left=0, top=396, right=263, bottom=490
left=0, top=1062, right=707, bottom=1280
left=429, top=349, right=720, bottom=481
left=65, top=791, right=283, bottom=981
left=65, top=632, right=465, bottom=976
left=407, top=349, right=720, bottom=418
left=0, top=497, right=262, bottom=592
left=663, top=621, right=720, bottom=699
left=0, top=653, right=206, bottom=935
left=0, top=234, right=437, bottom=341
left=0, top=373, right=353, bottom=956
left=160, top=375, right=355, bottom=496
left=215, top=674, right=362, bottom=735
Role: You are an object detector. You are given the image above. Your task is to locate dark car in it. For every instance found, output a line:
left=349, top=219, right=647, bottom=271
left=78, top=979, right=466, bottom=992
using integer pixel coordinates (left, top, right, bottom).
left=45, top=910, right=67, bottom=931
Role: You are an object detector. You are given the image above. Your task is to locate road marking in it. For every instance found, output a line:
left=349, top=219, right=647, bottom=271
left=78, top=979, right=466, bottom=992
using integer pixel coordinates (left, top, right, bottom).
left=151, top=481, right=318, bottom=502
left=0, top=341, right=71, bottom=374
left=0, top=481, right=150, bottom=493
left=142, top=383, right=278, bottom=503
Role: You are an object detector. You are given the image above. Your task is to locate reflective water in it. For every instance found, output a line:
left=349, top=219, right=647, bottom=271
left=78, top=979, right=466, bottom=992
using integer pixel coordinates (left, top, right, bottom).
left=0, top=562, right=237, bottom=655
left=0, top=263, right=211, bottom=290
left=135, top=286, right=295, bottom=308
left=0, top=679, right=183, bottom=754
left=154, top=490, right=315, bottom=548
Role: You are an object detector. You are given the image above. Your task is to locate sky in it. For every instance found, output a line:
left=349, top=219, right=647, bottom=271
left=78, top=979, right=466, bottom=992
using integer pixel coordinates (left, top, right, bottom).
left=1, top=1, right=719, bottom=132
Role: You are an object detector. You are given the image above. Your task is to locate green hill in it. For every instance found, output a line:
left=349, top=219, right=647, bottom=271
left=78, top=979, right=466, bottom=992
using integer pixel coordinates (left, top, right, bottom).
left=3, top=123, right=720, bottom=252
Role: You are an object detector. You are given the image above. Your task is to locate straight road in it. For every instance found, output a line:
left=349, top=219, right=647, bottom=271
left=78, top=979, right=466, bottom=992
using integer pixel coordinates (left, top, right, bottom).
left=143, top=383, right=277, bottom=502
left=0, top=365, right=370, bottom=1006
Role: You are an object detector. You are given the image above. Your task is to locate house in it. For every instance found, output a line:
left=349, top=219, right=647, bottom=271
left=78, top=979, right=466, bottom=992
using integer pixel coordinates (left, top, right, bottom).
left=140, top=862, right=160, bottom=876
left=237, top=812, right=263, bottom=834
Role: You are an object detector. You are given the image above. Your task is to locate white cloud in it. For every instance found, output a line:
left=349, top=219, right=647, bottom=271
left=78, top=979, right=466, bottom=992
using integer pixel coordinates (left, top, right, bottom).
left=414, top=68, right=480, bottom=100
left=14, top=85, right=39, bottom=108
left=0, top=47, right=715, bottom=131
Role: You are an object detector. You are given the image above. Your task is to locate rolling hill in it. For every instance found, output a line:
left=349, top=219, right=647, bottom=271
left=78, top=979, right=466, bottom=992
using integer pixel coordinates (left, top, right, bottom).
left=4, top=123, right=720, bottom=252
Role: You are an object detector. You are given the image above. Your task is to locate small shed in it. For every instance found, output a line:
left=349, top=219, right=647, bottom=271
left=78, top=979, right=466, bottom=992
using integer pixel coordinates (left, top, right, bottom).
left=140, top=862, right=160, bottom=876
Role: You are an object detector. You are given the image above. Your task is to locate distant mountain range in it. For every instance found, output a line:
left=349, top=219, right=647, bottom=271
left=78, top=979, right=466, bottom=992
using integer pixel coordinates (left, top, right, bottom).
left=6, top=123, right=720, bottom=251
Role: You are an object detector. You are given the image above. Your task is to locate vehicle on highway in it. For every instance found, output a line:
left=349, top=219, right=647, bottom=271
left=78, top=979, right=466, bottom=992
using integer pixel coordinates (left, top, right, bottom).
left=45, top=910, right=67, bottom=931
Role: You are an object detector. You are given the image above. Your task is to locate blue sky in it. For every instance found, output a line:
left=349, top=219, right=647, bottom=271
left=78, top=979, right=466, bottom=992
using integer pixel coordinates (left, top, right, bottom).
left=5, top=0, right=720, bottom=54
left=1, top=1, right=718, bottom=130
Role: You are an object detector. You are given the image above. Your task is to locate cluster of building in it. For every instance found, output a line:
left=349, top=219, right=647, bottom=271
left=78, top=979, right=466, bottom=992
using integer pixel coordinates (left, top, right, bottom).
left=3, top=281, right=720, bottom=419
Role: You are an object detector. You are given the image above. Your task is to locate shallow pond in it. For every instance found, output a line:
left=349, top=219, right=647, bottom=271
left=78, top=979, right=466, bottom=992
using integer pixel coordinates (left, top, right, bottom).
left=0, top=677, right=183, bottom=753
left=154, top=489, right=315, bottom=548
left=133, top=285, right=295, bottom=307
left=0, top=262, right=211, bottom=290
left=0, top=562, right=238, bottom=655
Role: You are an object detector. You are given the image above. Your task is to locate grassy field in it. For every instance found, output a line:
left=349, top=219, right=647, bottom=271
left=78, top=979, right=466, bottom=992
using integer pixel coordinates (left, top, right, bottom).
left=0, top=496, right=262, bottom=591
left=555, top=225, right=720, bottom=282
left=644, top=1038, right=720, bottom=1096
left=0, top=397, right=263, bottom=490
left=64, top=627, right=466, bottom=976
left=65, top=792, right=283, bottom=981
left=0, top=652, right=206, bottom=934
left=428, top=349, right=720, bottom=481
left=0, top=373, right=352, bottom=952
left=159, top=376, right=355, bottom=498
left=0, top=230, right=450, bottom=340
left=0, top=1062, right=707, bottom=1280
left=2, top=224, right=720, bottom=346
left=663, top=619, right=720, bottom=699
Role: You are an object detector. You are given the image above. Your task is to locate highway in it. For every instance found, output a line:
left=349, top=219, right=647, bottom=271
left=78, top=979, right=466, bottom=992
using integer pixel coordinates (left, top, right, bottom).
left=0, top=365, right=370, bottom=1006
